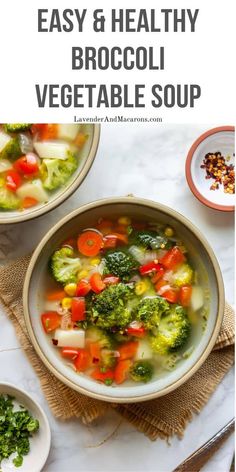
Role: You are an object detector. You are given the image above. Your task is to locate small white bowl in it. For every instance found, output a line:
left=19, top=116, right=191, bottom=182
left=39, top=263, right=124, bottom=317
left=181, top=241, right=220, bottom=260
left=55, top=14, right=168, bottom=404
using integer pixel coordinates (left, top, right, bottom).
left=186, top=126, right=235, bottom=212
left=0, top=383, right=51, bottom=472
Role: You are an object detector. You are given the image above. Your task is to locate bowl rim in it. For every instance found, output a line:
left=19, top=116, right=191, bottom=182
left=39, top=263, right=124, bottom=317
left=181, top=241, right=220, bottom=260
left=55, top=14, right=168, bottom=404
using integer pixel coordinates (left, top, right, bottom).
left=23, top=196, right=225, bottom=403
left=185, top=126, right=235, bottom=212
left=0, top=381, right=51, bottom=471
left=0, top=124, right=100, bottom=225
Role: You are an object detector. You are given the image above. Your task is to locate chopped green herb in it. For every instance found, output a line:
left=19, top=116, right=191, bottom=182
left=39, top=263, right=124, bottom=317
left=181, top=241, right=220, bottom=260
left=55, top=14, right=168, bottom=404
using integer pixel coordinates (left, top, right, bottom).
left=0, top=394, right=39, bottom=468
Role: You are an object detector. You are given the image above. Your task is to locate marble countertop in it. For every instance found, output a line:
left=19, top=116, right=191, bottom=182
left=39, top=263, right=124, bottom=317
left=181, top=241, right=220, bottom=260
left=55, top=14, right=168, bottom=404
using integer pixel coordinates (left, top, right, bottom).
left=0, top=124, right=234, bottom=472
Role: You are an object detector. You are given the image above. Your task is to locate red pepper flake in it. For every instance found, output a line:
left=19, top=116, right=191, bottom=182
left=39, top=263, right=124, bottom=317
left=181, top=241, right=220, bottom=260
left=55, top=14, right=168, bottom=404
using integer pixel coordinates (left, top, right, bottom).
left=200, top=151, right=235, bottom=194
left=92, top=357, right=100, bottom=364
left=52, top=339, right=58, bottom=346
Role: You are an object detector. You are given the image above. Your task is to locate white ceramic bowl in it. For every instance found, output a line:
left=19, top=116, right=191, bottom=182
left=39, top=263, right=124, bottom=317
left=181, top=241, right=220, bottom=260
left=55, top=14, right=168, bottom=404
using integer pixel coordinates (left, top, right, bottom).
left=0, top=383, right=51, bottom=472
left=186, top=126, right=235, bottom=211
left=23, top=197, right=224, bottom=403
left=0, top=124, right=100, bottom=224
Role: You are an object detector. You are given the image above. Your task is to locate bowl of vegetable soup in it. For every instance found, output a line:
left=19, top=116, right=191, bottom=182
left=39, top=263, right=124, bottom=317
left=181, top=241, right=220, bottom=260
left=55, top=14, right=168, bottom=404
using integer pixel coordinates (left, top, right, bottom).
left=0, top=123, right=100, bottom=224
left=23, top=197, right=224, bottom=402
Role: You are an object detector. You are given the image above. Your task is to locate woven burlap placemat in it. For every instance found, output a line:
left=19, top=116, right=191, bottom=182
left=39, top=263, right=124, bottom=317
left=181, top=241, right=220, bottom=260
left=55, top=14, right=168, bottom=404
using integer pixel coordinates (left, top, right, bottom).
left=0, top=255, right=234, bottom=440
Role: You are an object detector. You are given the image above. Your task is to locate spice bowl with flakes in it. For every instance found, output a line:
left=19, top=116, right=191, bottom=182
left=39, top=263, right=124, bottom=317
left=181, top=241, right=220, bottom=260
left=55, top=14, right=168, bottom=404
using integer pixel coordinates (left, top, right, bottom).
left=185, top=126, right=235, bottom=211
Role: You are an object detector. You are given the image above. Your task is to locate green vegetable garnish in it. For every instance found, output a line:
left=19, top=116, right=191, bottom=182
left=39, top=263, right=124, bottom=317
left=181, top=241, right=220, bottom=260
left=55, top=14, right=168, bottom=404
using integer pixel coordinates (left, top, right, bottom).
left=0, top=394, right=39, bottom=468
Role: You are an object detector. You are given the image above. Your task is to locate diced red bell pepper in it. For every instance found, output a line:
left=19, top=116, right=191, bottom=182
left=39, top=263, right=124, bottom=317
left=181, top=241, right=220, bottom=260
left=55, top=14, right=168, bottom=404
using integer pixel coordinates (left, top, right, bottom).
left=103, top=275, right=120, bottom=285
left=103, top=233, right=128, bottom=247
left=103, top=235, right=118, bottom=249
left=160, top=246, right=185, bottom=270
left=90, top=367, right=114, bottom=383
left=31, top=124, right=46, bottom=136
left=61, top=347, right=80, bottom=360
left=14, top=154, right=39, bottom=175
left=162, top=289, right=179, bottom=304
left=114, top=360, right=132, bottom=384
left=46, top=289, right=66, bottom=301
left=74, top=349, right=91, bottom=371
left=71, top=298, right=86, bottom=322
left=118, top=341, right=139, bottom=361
left=90, top=273, right=106, bottom=294
left=126, top=326, right=146, bottom=338
left=76, top=279, right=91, bottom=297
left=5, top=170, right=22, bottom=192
left=139, top=261, right=164, bottom=276
left=151, top=268, right=165, bottom=284
left=179, top=285, right=192, bottom=307
left=155, top=278, right=169, bottom=293
left=41, top=312, right=61, bottom=333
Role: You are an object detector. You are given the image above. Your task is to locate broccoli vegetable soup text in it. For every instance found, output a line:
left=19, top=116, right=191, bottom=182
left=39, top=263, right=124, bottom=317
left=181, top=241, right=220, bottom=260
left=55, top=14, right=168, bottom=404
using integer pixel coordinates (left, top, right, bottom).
left=0, top=124, right=89, bottom=211
left=41, top=217, right=206, bottom=386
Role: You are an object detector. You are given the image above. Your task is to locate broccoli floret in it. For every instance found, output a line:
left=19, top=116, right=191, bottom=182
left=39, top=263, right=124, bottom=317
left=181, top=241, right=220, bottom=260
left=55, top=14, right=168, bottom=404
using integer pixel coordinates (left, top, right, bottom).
left=172, top=263, right=193, bottom=287
left=0, top=185, right=20, bottom=210
left=50, top=247, right=81, bottom=284
left=149, top=305, right=191, bottom=355
left=91, top=283, right=133, bottom=329
left=101, top=349, right=117, bottom=368
left=130, top=360, right=154, bottom=383
left=103, top=249, right=139, bottom=281
left=135, top=296, right=170, bottom=331
left=0, top=136, right=22, bottom=160
left=86, top=326, right=114, bottom=349
left=129, top=230, right=172, bottom=250
left=40, top=151, right=78, bottom=191
left=3, top=124, right=32, bottom=133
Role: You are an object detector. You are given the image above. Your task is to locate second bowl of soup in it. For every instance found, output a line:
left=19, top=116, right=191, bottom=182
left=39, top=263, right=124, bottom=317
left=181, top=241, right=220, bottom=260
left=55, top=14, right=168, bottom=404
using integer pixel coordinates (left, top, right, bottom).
left=0, top=123, right=100, bottom=224
left=23, top=197, right=224, bottom=402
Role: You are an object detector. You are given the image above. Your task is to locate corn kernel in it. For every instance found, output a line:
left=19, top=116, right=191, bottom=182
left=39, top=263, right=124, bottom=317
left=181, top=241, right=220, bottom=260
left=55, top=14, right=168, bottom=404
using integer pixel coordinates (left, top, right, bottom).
left=90, top=258, right=101, bottom=266
left=64, top=283, right=77, bottom=297
left=118, top=216, right=131, bottom=226
left=135, top=280, right=148, bottom=296
left=77, top=269, right=89, bottom=280
left=164, top=226, right=174, bottom=237
left=62, top=297, right=72, bottom=309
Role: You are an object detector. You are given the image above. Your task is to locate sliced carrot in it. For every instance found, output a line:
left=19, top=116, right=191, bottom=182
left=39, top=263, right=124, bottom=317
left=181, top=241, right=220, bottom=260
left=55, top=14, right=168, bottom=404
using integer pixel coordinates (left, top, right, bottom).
left=74, top=132, right=87, bottom=148
left=89, top=342, right=102, bottom=362
left=77, top=230, right=104, bottom=256
left=114, top=360, right=132, bottom=384
left=118, top=341, right=139, bottom=361
left=74, top=349, right=91, bottom=372
left=41, top=124, right=58, bottom=140
left=22, top=197, right=39, bottom=209
left=90, top=367, right=114, bottom=383
left=179, top=285, right=192, bottom=307
left=46, top=290, right=65, bottom=301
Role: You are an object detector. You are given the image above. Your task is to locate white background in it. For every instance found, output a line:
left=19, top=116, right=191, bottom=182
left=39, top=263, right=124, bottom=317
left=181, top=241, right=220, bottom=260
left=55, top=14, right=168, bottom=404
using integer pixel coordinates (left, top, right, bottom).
left=0, top=0, right=235, bottom=123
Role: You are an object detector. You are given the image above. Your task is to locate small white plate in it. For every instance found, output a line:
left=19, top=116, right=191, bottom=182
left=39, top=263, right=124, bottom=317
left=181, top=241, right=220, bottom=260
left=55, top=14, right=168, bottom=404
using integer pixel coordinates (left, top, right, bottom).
left=186, top=126, right=235, bottom=211
left=0, top=383, right=51, bottom=472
